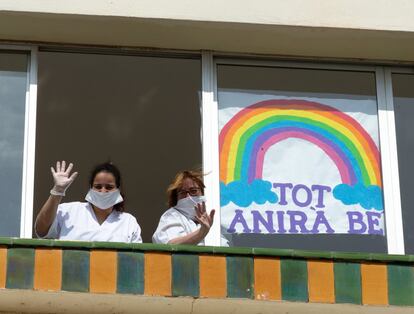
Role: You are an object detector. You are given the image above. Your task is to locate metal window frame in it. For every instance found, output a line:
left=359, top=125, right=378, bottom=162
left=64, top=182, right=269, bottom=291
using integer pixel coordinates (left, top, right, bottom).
left=376, top=67, right=404, bottom=254
left=202, top=53, right=406, bottom=254
left=201, top=52, right=221, bottom=246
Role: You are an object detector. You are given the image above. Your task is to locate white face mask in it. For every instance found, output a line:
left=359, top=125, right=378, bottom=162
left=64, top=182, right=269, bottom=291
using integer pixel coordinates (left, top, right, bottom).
left=174, top=195, right=206, bottom=220
left=85, top=189, right=123, bottom=210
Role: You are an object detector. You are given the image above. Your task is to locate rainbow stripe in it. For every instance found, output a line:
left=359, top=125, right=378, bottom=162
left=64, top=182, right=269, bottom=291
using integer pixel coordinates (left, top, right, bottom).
left=219, top=99, right=381, bottom=187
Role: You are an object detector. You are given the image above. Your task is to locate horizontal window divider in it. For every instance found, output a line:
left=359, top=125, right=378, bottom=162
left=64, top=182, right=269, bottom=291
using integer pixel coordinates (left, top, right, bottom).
left=215, top=58, right=378, bottom=72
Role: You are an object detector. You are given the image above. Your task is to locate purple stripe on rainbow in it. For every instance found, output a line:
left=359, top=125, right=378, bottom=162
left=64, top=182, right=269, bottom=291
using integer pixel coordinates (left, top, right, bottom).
left=250, top=128, right=355, bottom=184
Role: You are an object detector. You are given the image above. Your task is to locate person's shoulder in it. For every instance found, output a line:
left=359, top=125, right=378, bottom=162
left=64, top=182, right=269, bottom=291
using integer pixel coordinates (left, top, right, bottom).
left=58, top=201, right=88, bottom=212
left=159, top=208, right=184, bottom=221
left=114, top=212, right=141, bottom=232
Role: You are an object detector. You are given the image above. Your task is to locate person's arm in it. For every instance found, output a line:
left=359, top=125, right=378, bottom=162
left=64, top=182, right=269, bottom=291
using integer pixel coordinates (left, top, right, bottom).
left=168, top=202, right=215, bottom=245
left=36, top=194, right=63, bottom=237
left=35, top=161, right=78, bottom=237
left=167, top=226, right=209, bottom=245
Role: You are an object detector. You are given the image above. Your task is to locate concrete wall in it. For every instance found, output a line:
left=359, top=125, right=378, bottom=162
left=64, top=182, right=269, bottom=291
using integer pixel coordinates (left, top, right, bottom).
left=1, top=1, right=414, bottom=62
left=0, top=290, right=413, bottom=314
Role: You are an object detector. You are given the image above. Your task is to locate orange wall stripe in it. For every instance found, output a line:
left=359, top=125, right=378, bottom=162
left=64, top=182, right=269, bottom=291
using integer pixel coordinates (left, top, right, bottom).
left=89, top=250, right=117, bottom=293
left=0, top=247, right=7, bottom=288
left=34, top=248, right=62, bottom=291
left=199, top=255, right=226, bottom=298
left=361, top=262, right=388, bottom=305
left=254, top=257, right=281, bottom=301
left=308, top=260, right=335, bottom=303
left=144, top=252, right=172, bottom=296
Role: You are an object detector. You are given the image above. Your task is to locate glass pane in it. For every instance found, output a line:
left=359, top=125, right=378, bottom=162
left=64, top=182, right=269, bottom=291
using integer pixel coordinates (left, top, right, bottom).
left=218, top=65, right=386, bottom=253
left=392, top=73, right=414, bottom=254
left=36, top=52, right=201, bottom=242
left=0, top=52, right=28, bottom=237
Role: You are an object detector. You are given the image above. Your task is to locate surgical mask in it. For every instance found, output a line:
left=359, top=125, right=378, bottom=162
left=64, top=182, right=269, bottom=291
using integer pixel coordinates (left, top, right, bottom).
left=174, top=195, right=206, bottom=220
left=85, top=189, right=123, bottom=210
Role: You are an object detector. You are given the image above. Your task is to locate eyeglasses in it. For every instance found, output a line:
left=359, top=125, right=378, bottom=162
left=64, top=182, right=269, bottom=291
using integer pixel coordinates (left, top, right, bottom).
left=177, top=187, right=201, bottom=197
left=92, top=184, right=116, bottom=191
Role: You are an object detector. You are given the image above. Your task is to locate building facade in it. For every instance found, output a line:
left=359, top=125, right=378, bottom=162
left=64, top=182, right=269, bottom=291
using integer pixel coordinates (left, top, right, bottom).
left=0, top=1, right=414, bottom=312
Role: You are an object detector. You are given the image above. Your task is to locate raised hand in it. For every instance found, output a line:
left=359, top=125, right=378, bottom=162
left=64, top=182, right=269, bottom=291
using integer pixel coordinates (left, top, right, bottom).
left=50, top=161, right=78, bottom=195
left=194, top=201, right=215, bottom=233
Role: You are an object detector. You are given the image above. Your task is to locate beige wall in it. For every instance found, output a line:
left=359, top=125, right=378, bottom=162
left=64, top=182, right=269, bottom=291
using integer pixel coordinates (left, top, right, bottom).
left=1, top=1, right=414, bottom=61
left=1, top=0, right=414, bottom=32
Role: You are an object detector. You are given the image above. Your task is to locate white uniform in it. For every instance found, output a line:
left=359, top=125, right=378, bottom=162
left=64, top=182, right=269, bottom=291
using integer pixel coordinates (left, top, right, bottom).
left=152, top=208, right=204, bottom=245
left=36, top=202, right=142, bottom=243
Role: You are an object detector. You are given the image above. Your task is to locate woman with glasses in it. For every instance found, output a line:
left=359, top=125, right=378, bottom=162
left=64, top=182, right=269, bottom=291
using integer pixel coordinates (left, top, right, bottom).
left=152, top=170, right=215, bottom=245
left=35, top=161, right=142, bottom=243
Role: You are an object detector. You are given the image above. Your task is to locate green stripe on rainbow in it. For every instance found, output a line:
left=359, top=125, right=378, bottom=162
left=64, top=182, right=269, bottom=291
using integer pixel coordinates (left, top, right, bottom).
left=219, top=99, right=381, bottom=187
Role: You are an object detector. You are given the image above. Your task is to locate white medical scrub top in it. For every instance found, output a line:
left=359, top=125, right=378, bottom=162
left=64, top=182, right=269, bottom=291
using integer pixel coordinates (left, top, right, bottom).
left=36, top=202, right=142, bottom=243
left=152, top=207, right=204, bottom=245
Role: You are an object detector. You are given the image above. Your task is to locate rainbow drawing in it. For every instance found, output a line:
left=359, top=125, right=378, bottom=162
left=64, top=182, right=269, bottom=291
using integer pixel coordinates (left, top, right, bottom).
left=219, top=99, right=382, bottom=187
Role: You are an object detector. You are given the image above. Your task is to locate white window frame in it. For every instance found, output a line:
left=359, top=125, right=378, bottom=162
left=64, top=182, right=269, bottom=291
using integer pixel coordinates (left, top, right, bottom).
left=376, top=67, right=405, bottom=254
left=202, top=53, right=406, bottom=254
left=0, top=45, right=38, bottom=238
left=202, top=52, right=221, bottom=246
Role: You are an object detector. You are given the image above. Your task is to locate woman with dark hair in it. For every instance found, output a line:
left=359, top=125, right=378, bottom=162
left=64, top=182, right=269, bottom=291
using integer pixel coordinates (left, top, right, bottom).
left=35, top=161, right=142, bottom=243
left=152, top=170, right=215, bottom=245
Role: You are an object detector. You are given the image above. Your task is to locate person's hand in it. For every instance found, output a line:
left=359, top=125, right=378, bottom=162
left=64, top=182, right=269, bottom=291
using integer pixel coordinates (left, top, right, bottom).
left=50, top=161, right=78, bottom=195
left=194, top=202, right=215, bottom=235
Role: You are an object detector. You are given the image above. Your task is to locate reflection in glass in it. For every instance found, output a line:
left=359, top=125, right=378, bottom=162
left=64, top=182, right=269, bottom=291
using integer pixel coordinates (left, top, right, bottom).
left=0, top=53, right=28, bottom=236
left=393, top=73, right=414, bottom=254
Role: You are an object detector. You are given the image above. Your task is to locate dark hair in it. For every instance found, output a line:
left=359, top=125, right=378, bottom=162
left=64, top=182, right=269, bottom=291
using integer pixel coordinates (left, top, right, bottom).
left=89, top=162, right=125, bottom=211
left=167, top=170, right=205, bottom=207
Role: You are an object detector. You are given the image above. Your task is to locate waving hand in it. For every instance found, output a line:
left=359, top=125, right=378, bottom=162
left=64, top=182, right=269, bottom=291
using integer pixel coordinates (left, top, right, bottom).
left=50, top=161, right=78, bottom=196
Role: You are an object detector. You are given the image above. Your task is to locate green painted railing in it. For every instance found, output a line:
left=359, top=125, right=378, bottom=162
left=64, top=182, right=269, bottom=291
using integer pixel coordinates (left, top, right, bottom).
left=1, top=237, right=413, bottom=262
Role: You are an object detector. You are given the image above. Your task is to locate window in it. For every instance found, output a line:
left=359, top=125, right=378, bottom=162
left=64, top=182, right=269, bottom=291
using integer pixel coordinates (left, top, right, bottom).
left=0, top=46, right=410, bottom=254
left=35, top=50, right=201, bottom=242
left=215, top=62, right=391, bottom=253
